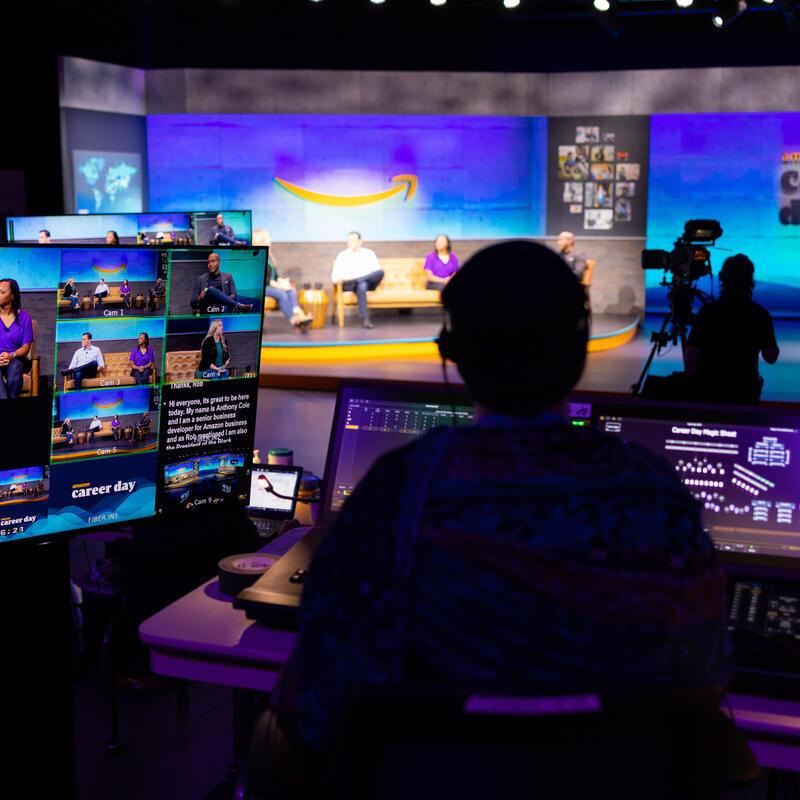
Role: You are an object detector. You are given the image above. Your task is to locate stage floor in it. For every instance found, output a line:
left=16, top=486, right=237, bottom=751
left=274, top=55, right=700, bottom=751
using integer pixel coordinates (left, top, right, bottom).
left=260, top=313, right=800, bottom=404
left=263, top=309, right=633, bottom=345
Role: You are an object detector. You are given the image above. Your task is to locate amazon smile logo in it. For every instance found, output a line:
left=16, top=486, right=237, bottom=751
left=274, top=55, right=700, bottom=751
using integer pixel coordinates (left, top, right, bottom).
left=92, top=398, right=124, bottom=411
left=274, top=174, right=418, bottom=206
left=93, top=264, right=128, bottom=275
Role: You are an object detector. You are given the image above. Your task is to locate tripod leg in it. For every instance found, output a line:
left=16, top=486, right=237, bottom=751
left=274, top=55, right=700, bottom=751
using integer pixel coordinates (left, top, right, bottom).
left=631, top=315, right=671, bottom=396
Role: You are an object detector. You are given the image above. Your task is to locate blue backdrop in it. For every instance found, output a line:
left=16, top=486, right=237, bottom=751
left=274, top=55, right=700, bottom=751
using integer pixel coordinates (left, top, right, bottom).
left=147, top=114, right=548, bottom=241
left=0, top=247, right=60, bottom=291
left=56, top=387, right=153, bottom=421
left=0, top=467, right=44, bottom=484
left=60, top=249, right=161, bottom=283
left=646, top=113, right=800, bottom=314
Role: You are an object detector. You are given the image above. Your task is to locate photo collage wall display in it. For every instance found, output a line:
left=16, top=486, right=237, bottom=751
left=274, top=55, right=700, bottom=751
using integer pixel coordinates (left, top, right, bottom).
left=547, top=116, right=650, bottom=237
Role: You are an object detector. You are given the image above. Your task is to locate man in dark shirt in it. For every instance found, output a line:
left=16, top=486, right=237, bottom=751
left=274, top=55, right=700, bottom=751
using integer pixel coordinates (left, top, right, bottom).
left=555, top=230, right=588, bottom=282
left=190, top=252, right=254, bottom=314
left=209, top=213, right=237, bottom=246
left=262, top=242, right=730, bottom=774
left=686, top=254, right=779, bottom=404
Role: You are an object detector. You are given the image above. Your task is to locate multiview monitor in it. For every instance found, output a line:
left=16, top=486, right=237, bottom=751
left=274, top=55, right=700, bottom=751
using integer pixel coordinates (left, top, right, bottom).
left=0, top=243, right=267, bottom=544
left=4, top=211, right=253, bottom=247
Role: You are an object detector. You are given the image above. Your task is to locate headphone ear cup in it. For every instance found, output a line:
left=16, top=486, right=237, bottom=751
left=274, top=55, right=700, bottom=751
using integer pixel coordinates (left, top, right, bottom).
left=437, top=325, right=457, bottom=363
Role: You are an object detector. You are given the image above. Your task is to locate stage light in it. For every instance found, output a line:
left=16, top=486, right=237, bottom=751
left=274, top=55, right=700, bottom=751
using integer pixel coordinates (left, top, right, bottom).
left=594, top=0, right=611, bottom=10
left=676, top=0, right=693, bottom=7
left=503, top=0, right=521, bottom=8
left=430, top=0, right=446, bottom=5
left=712, top=0, right=747, bottom=27
left=369, top=0, right=386, bottom=4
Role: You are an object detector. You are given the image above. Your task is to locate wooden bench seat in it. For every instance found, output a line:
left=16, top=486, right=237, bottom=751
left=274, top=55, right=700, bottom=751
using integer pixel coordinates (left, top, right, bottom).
left=63, top=351, right=157, bottom=391
left=334, top=257, right=442, bottom=327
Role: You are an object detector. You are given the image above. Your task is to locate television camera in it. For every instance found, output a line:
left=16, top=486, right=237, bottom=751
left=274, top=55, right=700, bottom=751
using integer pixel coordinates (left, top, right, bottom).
left=632, top=219, right=722, bottom=396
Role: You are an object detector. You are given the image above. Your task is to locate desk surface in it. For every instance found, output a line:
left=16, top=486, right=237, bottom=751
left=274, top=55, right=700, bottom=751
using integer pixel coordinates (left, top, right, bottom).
left=140, top=528, right=800, bottom=771
left=139, top=527, right=305, bottom=692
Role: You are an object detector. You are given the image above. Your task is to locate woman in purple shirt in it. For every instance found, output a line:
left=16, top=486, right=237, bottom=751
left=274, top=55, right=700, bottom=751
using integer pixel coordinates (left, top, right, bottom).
left=423, top=234, right=460, bottom=291
left=0, top=278, right=35, bottom=400
left=120, top=279, right=131, bottom=309
left=129, top=332, right=155, bottom=385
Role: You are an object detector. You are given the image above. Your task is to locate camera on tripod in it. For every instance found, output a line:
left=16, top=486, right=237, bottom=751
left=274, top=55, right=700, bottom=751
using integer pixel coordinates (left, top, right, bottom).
left=631, top=219, right=723, bottom=396
left=641, top=219, right=722, bottom=284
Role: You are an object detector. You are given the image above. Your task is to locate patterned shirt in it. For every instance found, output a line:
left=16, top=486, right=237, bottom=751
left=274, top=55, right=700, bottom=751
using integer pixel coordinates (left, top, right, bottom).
left=280, top=414, right=731, bottom=749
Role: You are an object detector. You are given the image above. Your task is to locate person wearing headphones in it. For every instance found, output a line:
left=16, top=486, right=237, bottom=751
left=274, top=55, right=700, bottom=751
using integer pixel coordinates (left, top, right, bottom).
left=257, top=242, right=730, bottom=785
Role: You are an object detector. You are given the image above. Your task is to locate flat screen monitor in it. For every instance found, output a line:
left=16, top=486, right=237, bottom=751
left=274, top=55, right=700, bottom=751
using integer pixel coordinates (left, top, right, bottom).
left=4, top=211, right=253, bottom=247
left=318, top=381, right=475, bottom=523
left=0, top=243, right=268, bottom=544
left=248, top=465, right=304, bottom=520
left=586, top=396, right=800, bottom=567
left=317, top=381, right=602, bottom=526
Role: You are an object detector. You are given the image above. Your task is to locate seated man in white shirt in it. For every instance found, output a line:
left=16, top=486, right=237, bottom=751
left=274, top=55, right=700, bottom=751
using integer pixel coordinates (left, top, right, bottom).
left=94, top=278, right=110, bottom=308
left=61, top=332, right=106, bottom=390
left=87, top=415, right=102, bottom=443
left=330, top=231, right=384, bottom=329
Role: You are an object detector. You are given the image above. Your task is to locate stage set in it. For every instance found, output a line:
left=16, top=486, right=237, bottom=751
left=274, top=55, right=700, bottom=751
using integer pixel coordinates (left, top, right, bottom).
left=57, top=59, right=800, bottom=402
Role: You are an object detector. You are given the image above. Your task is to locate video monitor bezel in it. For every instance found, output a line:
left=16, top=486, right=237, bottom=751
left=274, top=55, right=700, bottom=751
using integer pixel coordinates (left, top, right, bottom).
left=0, top=243, right=268, bottom=548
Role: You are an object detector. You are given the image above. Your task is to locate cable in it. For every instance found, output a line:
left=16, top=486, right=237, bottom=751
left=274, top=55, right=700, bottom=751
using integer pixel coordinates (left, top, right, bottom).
left=256, top=474, right=305, bottom=502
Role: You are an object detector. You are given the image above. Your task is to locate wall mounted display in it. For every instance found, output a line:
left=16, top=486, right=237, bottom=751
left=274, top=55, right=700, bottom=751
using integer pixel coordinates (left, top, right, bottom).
left=646, top=113, right=800, bottom=315
left=147, top=114, right=549, bottom=242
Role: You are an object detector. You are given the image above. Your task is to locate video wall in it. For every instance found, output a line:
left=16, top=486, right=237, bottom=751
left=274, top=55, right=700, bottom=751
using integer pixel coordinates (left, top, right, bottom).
left=140, top=111, right=800, bottom=314
left=0, top=245, right=267, bottom=543
left=147, top=114, right=549, bottom=242
left=646, top=113, right=800, bottom=315
left=5, top=211, right=253, bottom=246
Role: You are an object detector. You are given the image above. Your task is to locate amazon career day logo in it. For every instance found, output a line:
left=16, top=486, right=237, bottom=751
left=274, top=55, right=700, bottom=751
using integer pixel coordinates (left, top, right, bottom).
left=273, top=174, right=418, bottom=206
left=781, top=151, right=800, bottom=225
left=71, top=479, right=136, bottom=499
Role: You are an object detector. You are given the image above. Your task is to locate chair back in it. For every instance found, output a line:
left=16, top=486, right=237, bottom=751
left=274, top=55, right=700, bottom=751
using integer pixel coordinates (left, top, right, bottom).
left=316, top=686, right=759, bottom=800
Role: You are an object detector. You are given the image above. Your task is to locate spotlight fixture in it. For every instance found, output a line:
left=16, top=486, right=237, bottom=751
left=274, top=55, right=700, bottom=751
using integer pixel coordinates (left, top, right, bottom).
left=369, top=0, right=386, bottom=5
left=503, top=0, right=521, bottom=8
left=430, top=0, right=446, bottom=5
left=676, top=0, right=693, bottom=7
left=594, top=0, right=611, bottom=10
left=712, top=0, right=747, bottom=27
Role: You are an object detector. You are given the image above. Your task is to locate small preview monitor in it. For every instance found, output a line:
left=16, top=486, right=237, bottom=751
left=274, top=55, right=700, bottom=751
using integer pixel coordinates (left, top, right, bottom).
left=249, top=465, right=304, bottom=520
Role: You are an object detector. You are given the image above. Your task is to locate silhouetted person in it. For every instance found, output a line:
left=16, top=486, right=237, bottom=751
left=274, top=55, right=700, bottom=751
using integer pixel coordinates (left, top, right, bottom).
left=686, top=254, right=779, bottom=405
left=253, top=242, right=731, bottom=792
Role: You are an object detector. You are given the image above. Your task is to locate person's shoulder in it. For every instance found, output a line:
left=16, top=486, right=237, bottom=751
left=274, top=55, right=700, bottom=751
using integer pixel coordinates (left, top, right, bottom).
left=749, top=300, right=774, bottom=320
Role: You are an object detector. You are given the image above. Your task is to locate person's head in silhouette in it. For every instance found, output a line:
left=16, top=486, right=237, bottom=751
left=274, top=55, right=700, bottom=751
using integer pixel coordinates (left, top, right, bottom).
left=719, top=254, right=755, bottom=300
left=439, top=241, right=589, bottom=417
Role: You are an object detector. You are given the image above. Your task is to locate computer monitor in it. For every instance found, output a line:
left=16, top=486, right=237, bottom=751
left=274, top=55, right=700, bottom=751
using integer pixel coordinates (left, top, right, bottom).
left=5, top=211, right=253, bottom=247
left=0, top=243, right=268, bottom=544
left=317, top=381, right=603, bottom=525
left=586, top=395, right=800, bottom=568
left=249, top=465, right=304, bottom=520
left=318, top=380, right=475, bottom=523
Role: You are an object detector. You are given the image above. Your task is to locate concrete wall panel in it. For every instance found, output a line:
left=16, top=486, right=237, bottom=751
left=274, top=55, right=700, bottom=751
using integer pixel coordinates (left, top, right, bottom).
left=60, top=57, right=145, bottom=116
